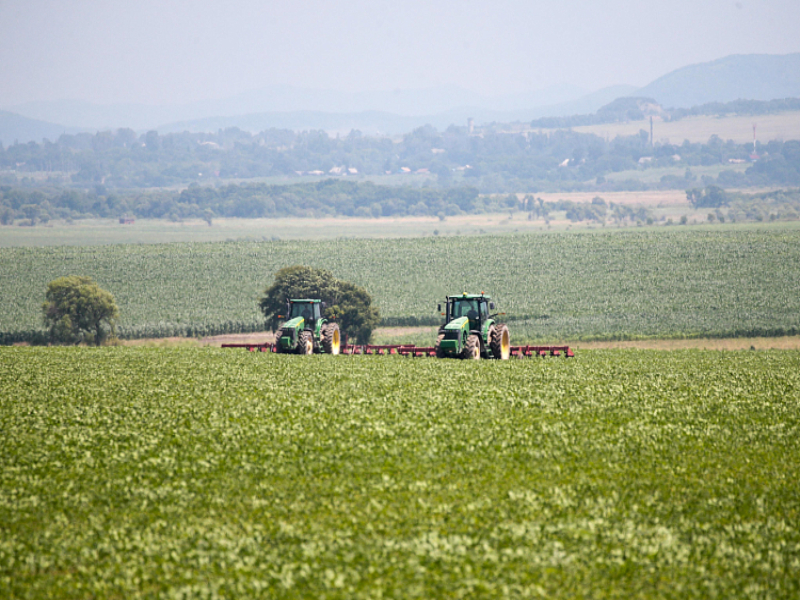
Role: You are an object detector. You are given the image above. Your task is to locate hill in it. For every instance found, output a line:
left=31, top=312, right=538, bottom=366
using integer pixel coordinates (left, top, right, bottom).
left=0, top=110, right=76, bottom=146
left=7, top=85, right=638, bottom=136
left=636, top=53, right=800, bottom=108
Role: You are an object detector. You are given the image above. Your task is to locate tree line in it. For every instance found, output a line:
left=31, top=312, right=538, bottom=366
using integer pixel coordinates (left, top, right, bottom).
left=2, top=121, right=799, bottom=195
left=0, top=180, right=484, bottom=223
left=2, top=180, right=799, bottom=226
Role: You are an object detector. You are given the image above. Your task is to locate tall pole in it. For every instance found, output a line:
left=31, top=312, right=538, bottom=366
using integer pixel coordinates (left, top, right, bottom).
left=753, top=123, right=757, bottom=153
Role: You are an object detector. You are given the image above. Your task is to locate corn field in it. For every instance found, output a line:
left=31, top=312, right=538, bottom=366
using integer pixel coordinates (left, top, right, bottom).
left=2, top=228, right=800, bottom=343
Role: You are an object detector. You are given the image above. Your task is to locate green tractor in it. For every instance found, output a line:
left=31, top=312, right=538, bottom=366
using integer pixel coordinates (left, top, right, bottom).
left=434, top=293, right=511, bottom=360
left=274, top=299, right=341, bottom=355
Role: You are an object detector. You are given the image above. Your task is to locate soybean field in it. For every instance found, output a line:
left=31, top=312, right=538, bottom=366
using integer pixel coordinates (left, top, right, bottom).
left=2, top=228, right=800, bottom=343
left=1, top=348, right=799, bottom=598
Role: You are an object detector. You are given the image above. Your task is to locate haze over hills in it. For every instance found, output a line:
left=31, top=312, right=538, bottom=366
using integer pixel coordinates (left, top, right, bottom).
left=157, top=85, right=638, bottom=136
left=0, top=83, right=637, bottom=142
left=0, top=111, right=80, bottom=147
left=7, top=83, right=593, bottom=132
left=2, top=53, right=799, bottom=144
left=637, top=53, right=800, bottom=108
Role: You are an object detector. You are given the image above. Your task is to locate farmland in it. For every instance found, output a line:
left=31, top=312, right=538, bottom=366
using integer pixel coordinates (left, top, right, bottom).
left=2, top=227, right=800, bottom=344
left=552, top=111, right=800, bottom=145
left=1, top=347, right=799, bottom=598
left=0, top=213, right=586, bottom=248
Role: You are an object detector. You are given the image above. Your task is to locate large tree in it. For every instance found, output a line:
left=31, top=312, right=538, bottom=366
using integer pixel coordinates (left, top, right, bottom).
left=259, top=265, right=380, bottom=344
left=686, top=185, right=729, bottom=209
left=42, top=276, right=119, bottom=345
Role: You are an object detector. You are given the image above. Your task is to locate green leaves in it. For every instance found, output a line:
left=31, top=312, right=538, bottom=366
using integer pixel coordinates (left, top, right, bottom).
left=42, top=275, right=119, bottom=345
left=260, top=266, right=380, bottom=344
left=1, top=348, right=800, bottom=598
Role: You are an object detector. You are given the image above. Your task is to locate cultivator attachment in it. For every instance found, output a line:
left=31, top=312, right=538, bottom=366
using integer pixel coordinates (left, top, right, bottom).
left=221, top=341, right=572, bottom=358
left=222, top=292, right=574, bottom=359
left=344, top=343, right=573, bottom=358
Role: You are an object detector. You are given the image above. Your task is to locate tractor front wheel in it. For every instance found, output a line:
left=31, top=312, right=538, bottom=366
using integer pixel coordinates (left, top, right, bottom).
left=298, top=331, right=314, bottom=355
left=463, top=334, right=481, bottom=360
left=322, top=323, right=341, bottom=355
left=490, top=324, right=511, bottom=360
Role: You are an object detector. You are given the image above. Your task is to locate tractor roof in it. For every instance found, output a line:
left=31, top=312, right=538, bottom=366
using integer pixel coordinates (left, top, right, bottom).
left=447, top=293, right=492, bottom=300
left=289, top=298, right=322, bottom=303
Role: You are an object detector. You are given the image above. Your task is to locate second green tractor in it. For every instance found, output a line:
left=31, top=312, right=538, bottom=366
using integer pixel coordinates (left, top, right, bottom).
left=274, top=299, right=341, bottom=355
left=434, top=293, right=511, bottom=360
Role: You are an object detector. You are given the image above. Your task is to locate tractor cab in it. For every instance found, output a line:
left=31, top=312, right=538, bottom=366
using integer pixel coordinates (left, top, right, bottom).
left=440, top=293, right=494, bottom=332
left=448, top=296, right=491, bottom=331
left=288, top=299, right=322, bottom=328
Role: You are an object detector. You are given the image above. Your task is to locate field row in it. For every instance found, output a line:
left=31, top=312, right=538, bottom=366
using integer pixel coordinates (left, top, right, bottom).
left=1, top=348, right=799, bottom=598
left=2, top=228, right=800, bottom=343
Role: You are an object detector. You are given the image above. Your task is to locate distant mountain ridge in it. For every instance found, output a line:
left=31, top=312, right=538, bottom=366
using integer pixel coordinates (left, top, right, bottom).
left=0, top=85, right=638, bottom=140
left=0, top=111, right=80, bottom=147
left=637, top=53, right=800, bottom=108
left=2, top=53, right=800, bottom=143
left=7, top=83, right=594, bottom=132
left=157, top=85, right=638, bottom=136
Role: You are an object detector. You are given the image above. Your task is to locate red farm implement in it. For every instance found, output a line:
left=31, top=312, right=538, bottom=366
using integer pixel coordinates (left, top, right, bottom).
left=221, top=341, right=573, bottom=358
left=223, top=292, right=573, bottom=359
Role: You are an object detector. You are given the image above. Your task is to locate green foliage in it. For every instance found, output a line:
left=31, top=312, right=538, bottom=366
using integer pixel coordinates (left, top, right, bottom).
left=326, top=280, right=381, bottom=345
left=1, top=348, right=799, bottom=598
left=259, top=265, right=335, bottom=327
left=2, top=228, right=800, bottom=344
left=1, top=124, right=799, bottom=197
left=260, top=265, right=380, bottom=343
left=686, top=185, right=729, bottom=208
left=42, top=275, right=119, bottom=345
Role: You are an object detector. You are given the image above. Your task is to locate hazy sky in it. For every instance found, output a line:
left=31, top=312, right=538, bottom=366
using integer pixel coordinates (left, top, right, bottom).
left=1, top=0, right=799, bottom=107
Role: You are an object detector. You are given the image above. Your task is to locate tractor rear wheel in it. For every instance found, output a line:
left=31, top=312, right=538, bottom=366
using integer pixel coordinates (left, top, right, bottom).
left=273, top=329, right=285, bottom=353
left=298, top=331, right=314, bottom=355
left=485, top=325, right=495, bottom=358
left=463, top=334, right=481, bottom=360
left=321, top=323, right=341, bottom=355
left=490, top=324, right=511, bottom=360
left=434, top=333, right=445, bottom=358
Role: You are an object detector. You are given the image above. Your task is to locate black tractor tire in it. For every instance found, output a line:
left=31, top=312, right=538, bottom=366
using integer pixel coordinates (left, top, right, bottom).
left=298, top=331, right=314, bottom=355
left=484, top=325, right=495, bottom=358
left=462, top=334, right=481, bottom=360
left=273, top=328, right=285, bottom=354
left=434, top=333, right=446, bottom=358
left=321, top=322, right=341, bottom=355
left=490, top=323, right=511, bottom=360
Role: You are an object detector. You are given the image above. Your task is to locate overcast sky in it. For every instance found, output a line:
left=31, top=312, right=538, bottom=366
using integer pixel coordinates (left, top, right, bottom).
left=1, top=0, right=799, bottom=107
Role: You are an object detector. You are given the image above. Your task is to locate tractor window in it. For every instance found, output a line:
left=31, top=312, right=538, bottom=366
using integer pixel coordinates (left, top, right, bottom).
left=313, top=303, right=321, bottom=320
left=480, top=302, right=489, bottom=318
left=290, top=303, right=314, bottom=322
left=453, top=300, right=478, bottom=320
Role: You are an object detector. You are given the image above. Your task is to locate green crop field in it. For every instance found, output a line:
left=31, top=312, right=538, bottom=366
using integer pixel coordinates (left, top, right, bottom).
left=1, top=347, right=799, bottom=598
left=2, top=227, right=800, bottom=344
